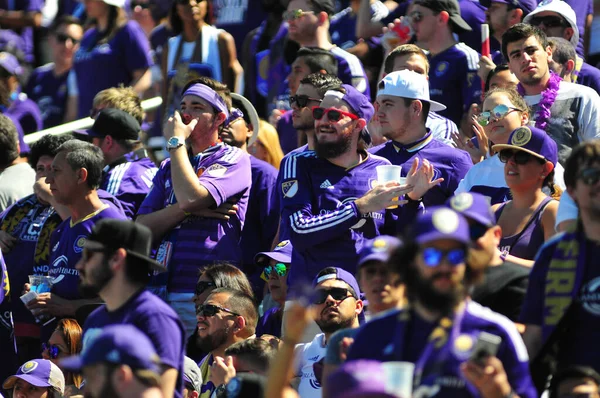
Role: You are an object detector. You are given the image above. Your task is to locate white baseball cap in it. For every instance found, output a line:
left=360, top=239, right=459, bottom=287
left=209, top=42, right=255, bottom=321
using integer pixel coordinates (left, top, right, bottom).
left=523, top=0, right=579, bottom=48
left=377, top=70, right=446, bottom=112
left=103, top=0, right=125, bottom=7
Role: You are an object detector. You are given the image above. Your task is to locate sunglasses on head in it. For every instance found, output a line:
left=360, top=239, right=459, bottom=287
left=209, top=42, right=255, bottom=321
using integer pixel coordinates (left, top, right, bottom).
left=42, top=343, right=62, bottom=359
left=578, top=168, right=600, bottom=186
left=289, top=94, right=321, bottom=108
left=196, top=303, right=240, bottom=318
left=283, top=9, right=315, bottom=21
left=313, top=287, right=354, bottom=305
left=529, top=16, right=567, bottom=28
left=312, top=106, right=358, bottom=122
left=264, top=263, right=288, bottom=277
left=498, top=149, right=545, bottom=165
left=194, top=280, right=216, bottom=297
left=421, top=247, right=466, bottom=267
left=55, top=32, right=80, bottom=45
left=477, top=104, right=522, bottom=126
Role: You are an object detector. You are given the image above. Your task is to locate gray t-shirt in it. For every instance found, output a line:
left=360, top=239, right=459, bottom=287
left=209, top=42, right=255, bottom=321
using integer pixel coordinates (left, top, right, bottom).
left=0, top=162, right=35, bottom=211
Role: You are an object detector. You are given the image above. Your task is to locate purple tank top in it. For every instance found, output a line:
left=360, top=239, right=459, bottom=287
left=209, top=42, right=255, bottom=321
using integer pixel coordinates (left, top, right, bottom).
left=496, top=196, right=553, bottom=261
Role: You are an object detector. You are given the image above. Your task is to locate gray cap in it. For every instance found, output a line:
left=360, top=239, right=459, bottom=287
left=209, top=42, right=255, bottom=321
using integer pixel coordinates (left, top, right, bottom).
left=183, top=357, right=202, bottom=392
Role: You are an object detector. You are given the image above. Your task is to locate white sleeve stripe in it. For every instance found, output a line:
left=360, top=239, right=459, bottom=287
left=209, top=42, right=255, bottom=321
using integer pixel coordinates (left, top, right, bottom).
left=457, top=43, right=480, bottom=70
left=331, top=47, right=365, bottom=77
left=291, top=211, right=356, bottom=234
left=283, top=152, right=314, bottom=179
left=292, top=205, right=355, bottom=228
left=107, top=163, right=131, bottom=195
left=290, top=206, right=355, bottom=233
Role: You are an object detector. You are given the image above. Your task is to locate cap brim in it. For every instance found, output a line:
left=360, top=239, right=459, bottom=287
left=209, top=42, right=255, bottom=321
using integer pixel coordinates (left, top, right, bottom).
left=357, top=253, right=388, bottom=267
left=427, top=100, right=447, bottom=112
left=74, top=129, right=104, bottom=138
left=84, top=239, right=167, bottom=272
left=3, top=375, right=52, bottom=390
left=451, top=15, right=472, bottom=32
left=59, top=356, right=86, bottom=373
left=231, top=93, right=260, bottom=147
left=459, top=211, right=494, bottom=228
left=491, top=144, right=547, bottom=161
left=254, top=251, right=291, bottom=264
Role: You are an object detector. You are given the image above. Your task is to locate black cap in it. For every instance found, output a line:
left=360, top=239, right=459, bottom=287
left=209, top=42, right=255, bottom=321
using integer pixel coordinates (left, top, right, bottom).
left=84, top=219, right=165, bottom=272
left=84, top=108, right=141, bottom=140
left=413, top=0, right=472, bottom=32
left=225, top=374, right=267, bottom=398
left=309, top=0, right=335, bottom=16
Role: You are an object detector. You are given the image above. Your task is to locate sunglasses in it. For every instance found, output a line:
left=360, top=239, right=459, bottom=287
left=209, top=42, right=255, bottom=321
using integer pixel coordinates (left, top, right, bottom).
left=55, top=32, right=80, bottom=45
left=312, top=106, right=358, bottom=122
left=469, top=223, right=489, bottom=241
left=42, top=343, right=62, bottom=359
left=477, top=104, right=522, bottom=126
left=264, top=263, right=289, bottom=277
left=529, top=16, right=566, bottom=28
left=421, top=247, right=466, bottom=267
left=578, top=168, right=600, bottom=186
left=289, top=94, right=321, bottom=108
left=313, top=287, right=354, bottom=305
left=196, top=303, right=240, bottom=318
left=131, top=0, right=151, bottom=9
left=194, top=280, right=216, bottom=297
left=283, top=9, right=315, bottom=21
left=176, top=0, right=206, bottom=4
left=498, top=149, right=545, bottom=165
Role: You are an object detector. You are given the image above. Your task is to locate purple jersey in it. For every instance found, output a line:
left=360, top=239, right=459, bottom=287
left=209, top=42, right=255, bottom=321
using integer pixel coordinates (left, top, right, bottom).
left=575, top=61, right=600, bottom=95
left=5, top=94, right=43, bottom=135
left=0, top=0, right=42, bottom=63
left=213, top=0, right=266, bottom=57
left=48, top=205, right=127, bottom=300
left=24, top=64, right=70, bottom=129
left=280, top=151, right=401, bottom=284
left=138, top=144, right=251, bottom=293
left=84, top=289, right=186, bottom=398
left=348, top=301, right=536, bottom=398
left=276, top=111, right=298, bottom=155
left=455, top=0, right=486, bottom=55
left=240, top=156, right=278, bottom=269
left=256, top=306, right=282, bottom=338
left=370, top=132, right=472, bottom=206
left=71, top=21, right=152, bottom=118
left=101, top=149, right=157, bottom=219
left=564, top=0, right=592, bottom=56
left=429, top=43, right=482, bottom=125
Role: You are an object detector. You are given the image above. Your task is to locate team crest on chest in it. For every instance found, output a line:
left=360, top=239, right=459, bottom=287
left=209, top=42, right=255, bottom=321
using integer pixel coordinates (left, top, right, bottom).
left=435, top=62, right=449, bottom=77
left=282, top=180, right=298, bottom=198
left=73, top=235, right=87, bottom=253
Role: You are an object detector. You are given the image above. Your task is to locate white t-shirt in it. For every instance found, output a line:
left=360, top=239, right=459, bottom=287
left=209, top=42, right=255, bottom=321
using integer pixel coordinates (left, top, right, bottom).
left=294, top=333, right=327, bottom=398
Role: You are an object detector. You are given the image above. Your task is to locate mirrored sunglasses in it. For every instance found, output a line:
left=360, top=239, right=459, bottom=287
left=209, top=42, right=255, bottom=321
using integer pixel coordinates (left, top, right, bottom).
left=42, top=343, right=62, bottom=359
left=477, top=104, right=522, bottom=126
left=283, top=9, right=314, bottom=21
left=421, top=247, right=466, bottom=267
left=264, top=263, right=289, bottom=277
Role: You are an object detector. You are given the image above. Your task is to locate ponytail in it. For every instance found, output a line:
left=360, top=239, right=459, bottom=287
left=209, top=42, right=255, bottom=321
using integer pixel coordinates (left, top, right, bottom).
left=543, top=170, right=563, bottom=200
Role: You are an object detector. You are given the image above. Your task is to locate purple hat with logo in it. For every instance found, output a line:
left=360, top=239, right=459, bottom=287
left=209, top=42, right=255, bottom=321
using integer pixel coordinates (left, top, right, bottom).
left=0, top=52, right=22, bottom=76
left=61, top=324, right=161, bottom=374
left=446, top=192, right=496, bottom=228
left=413, top=207, right=471, bottom=246
left=480, top=0, right=537, bottom=15
left=326, top=360, right=396, bottom=398
left=312, top=267, right=361, bottom=299
left=357, top=236, right=402, bottom=268
left=492, top=125, right=558, bottom=167
left=3, top=359, right=65, bottom=394
left=254, top=240, right=293, bottom=265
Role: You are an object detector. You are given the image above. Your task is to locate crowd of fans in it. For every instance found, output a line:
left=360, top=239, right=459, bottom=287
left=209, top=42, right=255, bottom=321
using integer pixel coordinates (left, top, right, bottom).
left=0, top=0, right=600, bottom=397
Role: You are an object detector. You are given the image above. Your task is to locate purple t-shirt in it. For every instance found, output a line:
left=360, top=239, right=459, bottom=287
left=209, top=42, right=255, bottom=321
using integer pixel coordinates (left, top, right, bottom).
left=276, top=110, right=298, bottom=155
left=48, top=205, right=127, bottom=300
left=101, top=149, right=157, bottom=220
left=84, top=289, right=186, bottom=398
left=564, top=0, right=593, bottom=56
left=256, top=306, right=282, bottom=338
left=576, top=61, right=600, bottom=95
left=370, top=132, right=472, bottom=207
left=5, top=94, right=43, bottom=135
left=0, top=0, right=42, bottom=63
left=71, top=21, right=152, bottom=118
left=137, top=144, right=251, bottom=293
left=24, top=64, right=70, bottom=129
left=348, top=301, right=536, bottom=398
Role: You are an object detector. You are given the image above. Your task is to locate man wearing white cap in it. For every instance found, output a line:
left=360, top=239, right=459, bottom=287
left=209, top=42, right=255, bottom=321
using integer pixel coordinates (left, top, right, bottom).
left=372, top=70, right=473, bottom=207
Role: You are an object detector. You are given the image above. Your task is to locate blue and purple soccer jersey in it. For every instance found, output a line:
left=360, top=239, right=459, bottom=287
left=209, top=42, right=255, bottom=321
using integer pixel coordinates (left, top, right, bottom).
left=371, top=132, right=472, bottom=207
left=348, top=301, right=537, bottom=398
left=24, top=64, right=70, bottom=129
left=428, top=43, right=482, bottom=126
left=101, top=149, right=157, bottom=219
left=137, top=143, right=251, bottom=293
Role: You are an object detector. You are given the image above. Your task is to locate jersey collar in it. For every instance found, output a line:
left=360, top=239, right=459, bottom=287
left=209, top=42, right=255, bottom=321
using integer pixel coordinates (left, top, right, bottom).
left=392, top=131, right=433, bottom=153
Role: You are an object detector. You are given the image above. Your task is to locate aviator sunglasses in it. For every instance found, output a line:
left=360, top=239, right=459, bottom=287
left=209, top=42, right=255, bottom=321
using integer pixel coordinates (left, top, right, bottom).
left=312, top=106, right=358, bottom=122
left=477, top=104, right=522, bottom=126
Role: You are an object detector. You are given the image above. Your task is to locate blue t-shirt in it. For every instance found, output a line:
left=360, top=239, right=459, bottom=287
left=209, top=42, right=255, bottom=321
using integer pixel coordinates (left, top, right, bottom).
left=24, top=64, right=70, bottom=129
left=348, top=301, right=536, bottom=398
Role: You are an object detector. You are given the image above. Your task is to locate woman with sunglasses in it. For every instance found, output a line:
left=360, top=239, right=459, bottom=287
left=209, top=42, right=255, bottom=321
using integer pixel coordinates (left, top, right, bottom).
left=41, top=318, right=83, bottom=396
left=456, top=87, right=565, bottom=205
left=491, top=125, right=560, bottom=267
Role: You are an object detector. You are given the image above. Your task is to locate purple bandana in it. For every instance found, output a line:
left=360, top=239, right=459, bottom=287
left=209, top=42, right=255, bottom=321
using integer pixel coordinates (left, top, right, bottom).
left=182, top=84, right=229, bottom=117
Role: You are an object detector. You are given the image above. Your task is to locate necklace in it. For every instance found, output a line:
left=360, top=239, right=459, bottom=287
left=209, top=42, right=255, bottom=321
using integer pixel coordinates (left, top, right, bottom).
left=517, top=72, right=561, bottom=130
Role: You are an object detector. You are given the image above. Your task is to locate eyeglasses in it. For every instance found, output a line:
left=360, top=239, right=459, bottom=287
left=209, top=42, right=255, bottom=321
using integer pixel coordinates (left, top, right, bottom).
left=578, top=168, right=600, bottom=186
left=194, top=280, right=216, bottom=297
left=289, top=94, right=321, bottom=108
left=55, top=32, right=80, bottom=45
left=196, top=303, right=240, bottom=318
left=498, top=149, right=545, bottom=165
left=264, top=263, right=289, bottom=277
left=42, top=343, right=62, bottom=359
left=313, top=287, right=355, bottom=305
left=283, top=9, right=315, bottom=21
left=477, top=104, right=522, bottom=126
left=529, top=16, right=567, bottom=28
left=312, top=106, right=359, bottom=122
left=469, top=223, right=489, bottom=241
left=421, top=247, right=466, bottom=267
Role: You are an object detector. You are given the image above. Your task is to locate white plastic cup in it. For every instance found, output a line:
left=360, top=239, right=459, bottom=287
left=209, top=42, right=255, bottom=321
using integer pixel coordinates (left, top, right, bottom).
left=376, top=165, right=404, bottom=209
left=382, top=361, right=415, bottom=398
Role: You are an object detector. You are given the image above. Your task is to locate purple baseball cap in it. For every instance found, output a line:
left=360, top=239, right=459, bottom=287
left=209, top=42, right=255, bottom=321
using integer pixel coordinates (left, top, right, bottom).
left=357, top=236, right=403, bottom=268
left=491, top=125, right=558, bottom=167
left=0, top=52, right=22, bottom=76
left=3, top=360, right=65, bottom=394
left=61, top=325, right=162, bottom=374
left=326, top=360, right=396, bottom=398
left=446, top=192, right=496, bottom=228
left=479, top=0, right=537, bottom=15
left=413, top=207, right=471, bottom=246
left=312, top=267, right=361, bottom=299
left=323, top=84, right=374, bottom=122
left=254, top=240, right=293, bottom=265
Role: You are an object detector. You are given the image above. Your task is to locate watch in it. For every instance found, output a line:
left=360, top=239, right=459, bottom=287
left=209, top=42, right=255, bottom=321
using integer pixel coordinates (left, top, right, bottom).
left=166, top=136, right=184, bottom=151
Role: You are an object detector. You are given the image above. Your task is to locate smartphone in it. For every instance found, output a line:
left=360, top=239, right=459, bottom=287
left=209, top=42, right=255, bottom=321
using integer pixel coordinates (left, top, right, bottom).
left=469, top=332, right=501, bottom=366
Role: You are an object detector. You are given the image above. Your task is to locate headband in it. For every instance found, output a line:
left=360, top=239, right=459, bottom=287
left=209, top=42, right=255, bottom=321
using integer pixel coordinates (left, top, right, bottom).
left=182, top=83, right=229, bottom=118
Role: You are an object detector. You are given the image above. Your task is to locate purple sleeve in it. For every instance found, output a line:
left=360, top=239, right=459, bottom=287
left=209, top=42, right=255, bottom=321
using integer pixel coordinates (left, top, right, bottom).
left=26, top=0, right=43, bottom=12
left=137, top=312, right=184, bottom=370
left=518, top=240, right=555, bottom=326
left=496, top=326, right=537, bottom=398
left=122, top=22, right=153, bottom=73
left=449, top=152, right=473, bottom=192
left=137, top=163, right=167, bottom=216
left=199, top=152, right=252, bottom=207
left=462, top=61, right=482, bottom=115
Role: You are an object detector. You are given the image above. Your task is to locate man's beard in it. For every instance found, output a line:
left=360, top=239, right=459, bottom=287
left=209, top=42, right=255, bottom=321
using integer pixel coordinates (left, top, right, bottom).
left=315, top=304, right=356, bottom=334
left=405, top=264, right=465, bottom=316
left=78, top=260, right=113, bottom=299
left=293, top=116, right=314, bottom=131
left=196, top=325, right=230, bottom=353
left=315, top=133, right=352, bottom=159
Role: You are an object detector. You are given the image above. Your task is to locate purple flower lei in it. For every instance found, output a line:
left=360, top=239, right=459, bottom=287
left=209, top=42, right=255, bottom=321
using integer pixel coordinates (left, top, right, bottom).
left=517, top=72, right=561, bottom=130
